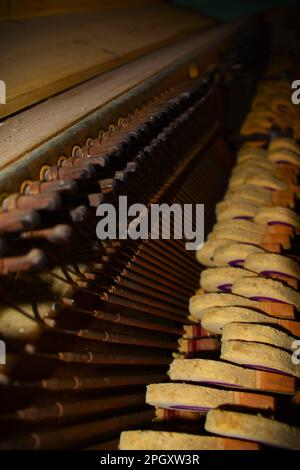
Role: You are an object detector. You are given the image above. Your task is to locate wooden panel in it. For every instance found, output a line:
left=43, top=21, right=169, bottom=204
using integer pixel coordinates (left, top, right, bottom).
left=0, top=21, right=239, bottom=179
left=0, top=4, right=213, bottom=119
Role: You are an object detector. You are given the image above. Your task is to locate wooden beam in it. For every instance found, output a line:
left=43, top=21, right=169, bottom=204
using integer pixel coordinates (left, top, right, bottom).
left=0, top=20, right=241, bottom=195
left=0, top=4, right=213, bottom=119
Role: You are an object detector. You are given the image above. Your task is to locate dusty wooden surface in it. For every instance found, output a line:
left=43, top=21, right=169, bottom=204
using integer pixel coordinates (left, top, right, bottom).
left=0, top=0, right=160, bottom=20
left=0, top=3, right=213, bottom=119
left=0, top=22, right=239, bottom=175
